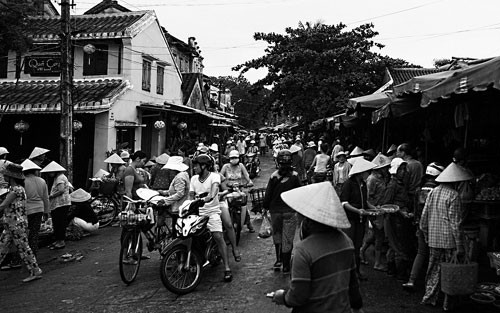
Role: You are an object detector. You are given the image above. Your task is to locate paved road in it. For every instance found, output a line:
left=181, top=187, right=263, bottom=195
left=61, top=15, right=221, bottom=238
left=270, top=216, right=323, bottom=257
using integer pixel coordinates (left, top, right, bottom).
left=0, top=155, right=496, bottom=312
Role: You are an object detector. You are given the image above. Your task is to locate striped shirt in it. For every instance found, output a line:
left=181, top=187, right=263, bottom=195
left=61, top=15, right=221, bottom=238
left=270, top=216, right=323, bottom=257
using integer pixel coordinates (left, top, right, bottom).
left=284, top=231, right=363, bottom=313
left=420, top=184, right=464, bottom=249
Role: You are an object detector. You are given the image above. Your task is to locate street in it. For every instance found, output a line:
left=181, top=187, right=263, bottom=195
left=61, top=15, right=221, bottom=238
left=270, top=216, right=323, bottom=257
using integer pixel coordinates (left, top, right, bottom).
left=0, top=156, right=492, bottom=313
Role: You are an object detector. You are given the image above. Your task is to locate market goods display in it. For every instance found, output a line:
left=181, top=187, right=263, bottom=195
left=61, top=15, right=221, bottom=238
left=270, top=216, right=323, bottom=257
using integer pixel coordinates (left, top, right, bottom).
left=475, top=186, right=500, bottom=201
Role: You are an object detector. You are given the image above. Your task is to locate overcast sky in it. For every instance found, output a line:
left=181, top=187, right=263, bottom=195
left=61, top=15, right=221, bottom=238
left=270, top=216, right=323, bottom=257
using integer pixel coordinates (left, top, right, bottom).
left=72, top=0, right=500, bottom=84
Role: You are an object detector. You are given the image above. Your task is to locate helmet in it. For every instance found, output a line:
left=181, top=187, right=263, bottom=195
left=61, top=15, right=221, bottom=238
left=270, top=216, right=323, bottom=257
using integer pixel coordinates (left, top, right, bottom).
left=277, top=149, right=292, bottom=166
left=250, top=140, right=256, bottom=144
left=193, top=154, right=213, bottom=167
left=425, top=162, right=445, bottom=177
left=229, top=150, right=239, bottom=159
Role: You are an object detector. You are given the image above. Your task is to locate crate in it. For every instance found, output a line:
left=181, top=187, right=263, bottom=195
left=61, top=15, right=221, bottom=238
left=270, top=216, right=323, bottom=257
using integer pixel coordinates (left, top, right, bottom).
left=249, top=188, right=266, bottom=213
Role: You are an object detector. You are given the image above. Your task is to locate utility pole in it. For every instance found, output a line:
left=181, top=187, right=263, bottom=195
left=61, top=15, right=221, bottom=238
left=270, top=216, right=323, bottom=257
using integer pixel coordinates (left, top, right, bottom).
left=60, top=0, right=73, bottom=182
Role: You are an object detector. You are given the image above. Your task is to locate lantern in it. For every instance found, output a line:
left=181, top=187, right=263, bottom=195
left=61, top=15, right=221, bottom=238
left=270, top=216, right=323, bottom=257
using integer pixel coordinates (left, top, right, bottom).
left=177, top=122, right=187, bottom=130
left=83, top=44, right=96, bottom=54
left=154, top=120, right=165, bottom=130
left=73, top=120, right=83, bottom=132
left=14, top=120, right=29, bottom=145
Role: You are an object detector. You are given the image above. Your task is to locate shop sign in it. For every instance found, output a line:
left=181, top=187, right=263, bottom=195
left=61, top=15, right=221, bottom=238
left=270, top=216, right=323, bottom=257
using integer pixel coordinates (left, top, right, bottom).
left=24, top=55, right=61, bottom=76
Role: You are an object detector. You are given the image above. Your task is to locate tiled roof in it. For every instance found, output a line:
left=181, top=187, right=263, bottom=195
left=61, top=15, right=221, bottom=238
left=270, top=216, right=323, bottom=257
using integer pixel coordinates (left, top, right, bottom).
left=181, top=73, right=203, bottom=105
left=28, top=11, right=155, bottom=41
left=84, top=0, right=131, bottom=15
left=0, top=79, right=129, bottom=114
left=390, top=68, right=443, bottom=86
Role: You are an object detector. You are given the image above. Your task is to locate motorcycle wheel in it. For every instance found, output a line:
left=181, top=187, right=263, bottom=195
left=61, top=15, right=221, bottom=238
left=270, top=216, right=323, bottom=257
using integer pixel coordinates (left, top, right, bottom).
left=160, top=245, right=203, bottom=295
left=231, top=208, right=242, bottom=246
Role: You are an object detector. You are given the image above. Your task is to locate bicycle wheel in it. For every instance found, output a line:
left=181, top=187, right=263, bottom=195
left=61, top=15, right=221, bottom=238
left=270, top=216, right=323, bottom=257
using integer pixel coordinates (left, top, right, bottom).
left=90, top=196, right=118, bottom=228
left=160, top=245, right=202, bottom=295
left=119, top=230, right=142, bottom=284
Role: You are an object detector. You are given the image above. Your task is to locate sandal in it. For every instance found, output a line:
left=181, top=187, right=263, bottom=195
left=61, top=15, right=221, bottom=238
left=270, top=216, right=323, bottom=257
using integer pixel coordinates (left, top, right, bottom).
left=223, top=270, right=233, bottom=282
left=232, top=249, right=242, bottom=262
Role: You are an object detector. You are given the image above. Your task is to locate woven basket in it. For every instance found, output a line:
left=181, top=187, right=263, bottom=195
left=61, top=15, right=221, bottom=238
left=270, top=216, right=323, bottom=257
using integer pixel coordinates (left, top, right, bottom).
left=441, top=254, right=478, bottom=295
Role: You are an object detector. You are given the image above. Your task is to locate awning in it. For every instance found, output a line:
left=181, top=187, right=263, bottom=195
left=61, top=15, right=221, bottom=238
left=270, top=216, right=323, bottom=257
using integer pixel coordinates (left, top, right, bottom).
left=115, top=120, right=146, bottom=128
left=421, top=56, right=500, bottom=107
left=347, top=92, right=394, bottom=111
left=371, top=97, right=420, bottom=124
left=140, top=102, right=236, bottom=123
left=0, top=79, right=129, bottom=114
left=393, top=70, right=457, bottom=97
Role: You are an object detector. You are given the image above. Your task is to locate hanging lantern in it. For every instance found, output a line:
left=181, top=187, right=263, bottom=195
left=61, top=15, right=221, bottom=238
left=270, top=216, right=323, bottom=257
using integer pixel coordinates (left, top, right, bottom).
left=177, top=122, right=187, bottom=130
left=83, top=44, right=96, bottom=54
left=154, top=120, right=165, bottom=130
left=73, top=120, right=83, bottom=132
left=14, top=120, right=30, bottom=146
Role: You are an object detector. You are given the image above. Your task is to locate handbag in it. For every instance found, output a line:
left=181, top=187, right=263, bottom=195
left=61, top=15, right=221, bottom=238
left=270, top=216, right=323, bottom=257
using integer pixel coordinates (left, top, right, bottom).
left=441, top=252, right=478, bottom=295
left=258, top=211, right=273, bottom=239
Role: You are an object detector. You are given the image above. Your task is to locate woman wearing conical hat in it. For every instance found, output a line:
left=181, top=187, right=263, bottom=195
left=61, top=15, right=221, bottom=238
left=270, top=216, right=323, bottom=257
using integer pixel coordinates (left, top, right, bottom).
left=28, top=147, right=50, bottom=168
left=340, top=158, right=378, bottom=280
left=420, top=162, right=472, bottom=311
left=271, top=182, right=364, bottom=313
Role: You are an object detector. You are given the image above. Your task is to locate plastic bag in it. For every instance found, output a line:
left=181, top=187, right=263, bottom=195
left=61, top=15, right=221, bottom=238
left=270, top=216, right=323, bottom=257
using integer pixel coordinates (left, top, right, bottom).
left=258, top=211, right=272, bottom=238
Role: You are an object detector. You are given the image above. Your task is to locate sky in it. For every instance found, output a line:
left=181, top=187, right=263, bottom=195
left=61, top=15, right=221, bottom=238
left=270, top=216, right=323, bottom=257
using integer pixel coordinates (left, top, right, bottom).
left=70, top=0, right=500, bottom=84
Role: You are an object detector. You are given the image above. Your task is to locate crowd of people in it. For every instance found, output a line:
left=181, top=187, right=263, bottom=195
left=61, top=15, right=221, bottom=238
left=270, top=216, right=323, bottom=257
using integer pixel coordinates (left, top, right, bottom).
left=0, top=130, right=476, bottom=312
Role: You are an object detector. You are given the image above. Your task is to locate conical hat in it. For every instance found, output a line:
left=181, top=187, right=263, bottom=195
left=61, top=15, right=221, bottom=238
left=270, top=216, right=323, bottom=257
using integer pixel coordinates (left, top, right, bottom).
left=104, top=153, right=125, bottom=164
left=21, top=159, right=41, bottom=171
left=372, top=153, right=391, bottom=169
left=349, top=158, right=376, bottom=176
left=40, top=161, right=66, bottom=173
left=155, top=153, right=170, bottom=165
left=29, top=147, right=50, bottom=159
left=436, top=162, right=473, bottom=183
left=387, top=144, right=397, bottom=154
left=145, top=160, right=155, bottom=167
left=70, top=188, right=91, bottom=203
left=281, top=182, right=350, bottom=229
left=289, top=144, right=301, bottom=154
left=347, top=156, right=363, bottom=165
left=350, top=146, right=364, bottom=157
left=94, top=169, right=110, bottom=178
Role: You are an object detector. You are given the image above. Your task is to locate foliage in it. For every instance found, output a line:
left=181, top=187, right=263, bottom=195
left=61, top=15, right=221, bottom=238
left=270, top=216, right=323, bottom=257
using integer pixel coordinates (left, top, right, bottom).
left=0, top=1, right=40, bottom=54
left=208, top=75, right=271, bottom=129
left=233, top=21, right=418, bottom=121
left=433, top=58, right=453, bottom=68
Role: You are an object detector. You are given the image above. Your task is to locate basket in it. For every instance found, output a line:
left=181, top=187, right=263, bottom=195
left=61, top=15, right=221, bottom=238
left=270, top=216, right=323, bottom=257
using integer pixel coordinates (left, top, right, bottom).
left=249, top=188, right=266, bottom=213
left=441, top=254, right=478, bottom=296
left=227, top=193, right=248, bottom=206
left=99, top=179, right=118, bottom=195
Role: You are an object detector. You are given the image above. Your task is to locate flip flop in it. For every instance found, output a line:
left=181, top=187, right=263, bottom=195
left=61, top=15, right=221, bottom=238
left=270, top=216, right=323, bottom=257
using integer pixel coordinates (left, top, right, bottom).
left=223, top=270, right=233, bottom=282
left=232, top=250, right=242, bottom=262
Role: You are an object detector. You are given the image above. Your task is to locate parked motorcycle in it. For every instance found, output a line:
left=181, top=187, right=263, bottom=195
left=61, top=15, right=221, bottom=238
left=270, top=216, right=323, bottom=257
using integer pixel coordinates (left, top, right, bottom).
left=159, top=195, right=223, bottom=295
left=245, top=153, right=261, bottom=179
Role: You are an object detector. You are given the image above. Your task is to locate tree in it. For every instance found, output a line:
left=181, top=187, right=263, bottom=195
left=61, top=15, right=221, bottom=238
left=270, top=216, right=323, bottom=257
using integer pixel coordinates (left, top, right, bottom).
left=234, top=21, right=418, bottom=121
left=208, top=75, right=270, bottom=129
left=0, top=1, right=39, bottom=55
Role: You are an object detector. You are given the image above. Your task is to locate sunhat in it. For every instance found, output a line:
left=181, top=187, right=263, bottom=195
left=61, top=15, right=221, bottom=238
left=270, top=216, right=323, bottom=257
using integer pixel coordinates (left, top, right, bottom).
left=371, top=153, right=391, bottom=169
left=435, top=162, right=473, bottom=183
left=155, top=153, right=170, bottom=165
left=21, top=159, right=41, bottom=171
left=104, top=153, right=125, bottom=164
left=1, top=163, right=25, bottom=180
left=70, top=188, right=91, bottom=203
left=163, top=156, right=189, bottom=172
left=40, top=161, right=66, bottom=173
left=229, top=150, right=239, bottom=158
left=289, top=144, right=301, bottom=154
left=29, top=147, right=49, bottom=159
left=349, top=158, right=377, bottom=177
left=250, top=140, right=256, bottom=144
left=389, top=157, right=407, bottom=175
left=387, top=144, right=397, bottom=154
left=281, top=182, right=350, bottom=229
left=120, top=151, right=130, bottom=159
left=209, top=143, right=219, bottom=152
left=307, top=141, right=316, bottom=148
left=0, top=147, right=9, bottom=156
left=94, top=169, right=110, bottom=178
left=336, top=151, right=347, bottom=158
left=350, top=146, right=364, bottom=157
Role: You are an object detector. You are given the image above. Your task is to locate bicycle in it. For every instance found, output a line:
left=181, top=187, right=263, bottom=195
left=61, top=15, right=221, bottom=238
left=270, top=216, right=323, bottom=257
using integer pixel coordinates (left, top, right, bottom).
left=118, top=189, right=176, bottom=285
left=88, top=178, right=121, bottom=228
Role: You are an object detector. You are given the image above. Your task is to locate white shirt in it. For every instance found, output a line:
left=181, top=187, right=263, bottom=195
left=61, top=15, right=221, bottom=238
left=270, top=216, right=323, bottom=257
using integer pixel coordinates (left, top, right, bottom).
left=190, top=172, right=221, bottom=215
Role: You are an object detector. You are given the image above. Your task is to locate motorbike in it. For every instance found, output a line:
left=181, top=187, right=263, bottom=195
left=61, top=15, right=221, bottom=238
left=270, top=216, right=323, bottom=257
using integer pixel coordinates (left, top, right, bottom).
left=245, top=153, right=261, bottom=179
left=224, top=183, right=249, bottom=246
left=159, top=194, right=223, bottom=295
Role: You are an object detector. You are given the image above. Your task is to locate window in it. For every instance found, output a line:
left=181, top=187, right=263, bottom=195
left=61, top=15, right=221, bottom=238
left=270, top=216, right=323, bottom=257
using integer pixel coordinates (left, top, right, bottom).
left=156, top=66, right=164, bottom=94
left=0, top=51, right=7, bottom=78
left=83, top=44, right=108, bottom=76
left=142, top=59, right=151, bottom=91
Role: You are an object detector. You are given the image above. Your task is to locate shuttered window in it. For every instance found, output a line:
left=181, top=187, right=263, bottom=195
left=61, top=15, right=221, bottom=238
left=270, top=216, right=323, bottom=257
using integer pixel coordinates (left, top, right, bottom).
left=156, top=66, right=164, bottom=94
left=142, top=59, right=151, bottom=91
